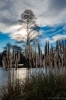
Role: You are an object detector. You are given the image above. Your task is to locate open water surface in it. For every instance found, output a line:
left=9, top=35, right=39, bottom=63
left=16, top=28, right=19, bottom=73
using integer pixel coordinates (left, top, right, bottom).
left=0, top=66, right=66, bottom=86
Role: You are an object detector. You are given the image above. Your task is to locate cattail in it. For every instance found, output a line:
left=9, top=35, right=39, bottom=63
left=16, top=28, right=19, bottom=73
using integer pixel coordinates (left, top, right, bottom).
left=64, top=47, right=66, bottom=66
left=49, top=47, right=52, bottom=69
left=15, top=54, right=18, bottom=69
left=12, top=46, right=15, bottom=60
left=36, top=54, right=38, bottom=68
left=45, top=42, right=47, bottom=56
left=6, top=45, right=11, bottom=68
left=56, top=40, right=59, bottom=52
left=38, top=42, right=41, bottom=57
left=2, top=56, right=6, bottom=68
left=18, top=50, right=20, bottom=62
left=54, top=55, right=57, bottom=74
left=62, top=40, right=64, bottom=52
left=62, top=54, right=63, bottom=73
left=34, top=47, right=37, bottom=68
left=25, top=45, right=28, bottom=58
left=40, top=49, right=42, bottom=67
left=10, top=55, right=12, bottom=68
left=43, top=58, right=45, bottom=68
left=47, top=41, right=49, bottom=55
left=58, top=58, right=60, bottom=70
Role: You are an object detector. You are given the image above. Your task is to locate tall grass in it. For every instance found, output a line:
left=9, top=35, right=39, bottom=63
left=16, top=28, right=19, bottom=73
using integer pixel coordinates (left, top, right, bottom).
left=0, top=72, right=66, bottom=100
left=0, top=79, right=22, bottom=100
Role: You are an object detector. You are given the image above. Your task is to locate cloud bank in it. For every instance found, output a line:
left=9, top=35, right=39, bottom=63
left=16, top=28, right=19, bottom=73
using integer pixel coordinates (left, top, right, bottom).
left=0, top=0, right=66, bottom=41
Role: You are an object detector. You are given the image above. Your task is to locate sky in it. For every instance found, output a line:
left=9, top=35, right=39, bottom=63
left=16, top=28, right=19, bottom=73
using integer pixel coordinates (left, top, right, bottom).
left=0, top=0, right=66, bottom=53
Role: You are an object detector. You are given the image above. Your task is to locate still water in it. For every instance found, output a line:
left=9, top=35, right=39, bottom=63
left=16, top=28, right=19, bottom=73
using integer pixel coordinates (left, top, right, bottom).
left=0, top=67, right=48, bottom=86
left=0, top=67, right=29, bottom=86
left=0, top=66, right=65, bottom=86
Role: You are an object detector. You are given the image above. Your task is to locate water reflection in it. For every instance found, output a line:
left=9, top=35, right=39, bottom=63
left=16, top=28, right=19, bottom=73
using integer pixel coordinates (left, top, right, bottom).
left=0, top=67, right=66, bottom=86
left=0, top=67, right=28, bottom=86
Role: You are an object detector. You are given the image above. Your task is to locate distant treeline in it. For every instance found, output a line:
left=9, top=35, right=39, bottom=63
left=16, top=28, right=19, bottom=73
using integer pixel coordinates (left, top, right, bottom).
left=0, top=51, right=26, bottom=66
left=1, top=39, right=66, bottom=69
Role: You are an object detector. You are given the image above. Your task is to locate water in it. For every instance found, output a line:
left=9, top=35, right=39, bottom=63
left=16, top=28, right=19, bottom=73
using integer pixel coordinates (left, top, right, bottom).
left=0, top=67, right=47, bottom=86
left=0, top=67, right=28, bottom=86
left=0, top=66, right=66, bottom=86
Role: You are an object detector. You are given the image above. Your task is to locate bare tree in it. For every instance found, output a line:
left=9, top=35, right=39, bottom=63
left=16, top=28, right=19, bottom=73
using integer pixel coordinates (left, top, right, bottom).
left=15, top=9, right=40, bottom=68
left=16, top=9, right=40, bottom=47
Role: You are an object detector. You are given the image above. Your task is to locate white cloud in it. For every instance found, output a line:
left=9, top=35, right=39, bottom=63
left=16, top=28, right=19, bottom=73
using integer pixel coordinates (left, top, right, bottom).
left=52, top=34, right=66, bottom=41
left=0, top=0, right=66, bottom=40
left=40, top=34, right=66, bottom=43
left=9, top=25, right=40, bottom=41
left=0, top=23, right=21, bottom=33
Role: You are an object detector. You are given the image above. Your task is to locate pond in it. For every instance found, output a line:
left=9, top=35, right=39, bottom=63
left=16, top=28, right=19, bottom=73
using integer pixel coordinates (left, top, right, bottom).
left=0, top=67, right=28, bottom=86
left=0, top=66, right=65, bottom=86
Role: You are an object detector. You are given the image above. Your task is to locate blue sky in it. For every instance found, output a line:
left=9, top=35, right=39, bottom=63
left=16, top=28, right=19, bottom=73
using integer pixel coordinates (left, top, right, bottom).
left=40, top=25, right=66, bottom=42
left=0, top=0, right=66, bottom=53
left=0, top=32, right=16, bottom=52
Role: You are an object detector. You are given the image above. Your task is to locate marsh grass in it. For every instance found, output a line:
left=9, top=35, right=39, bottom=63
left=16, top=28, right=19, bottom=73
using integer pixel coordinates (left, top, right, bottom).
left=0, top=79, right=22, bottom=100
left=0, top=72, right=66, bottom=100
